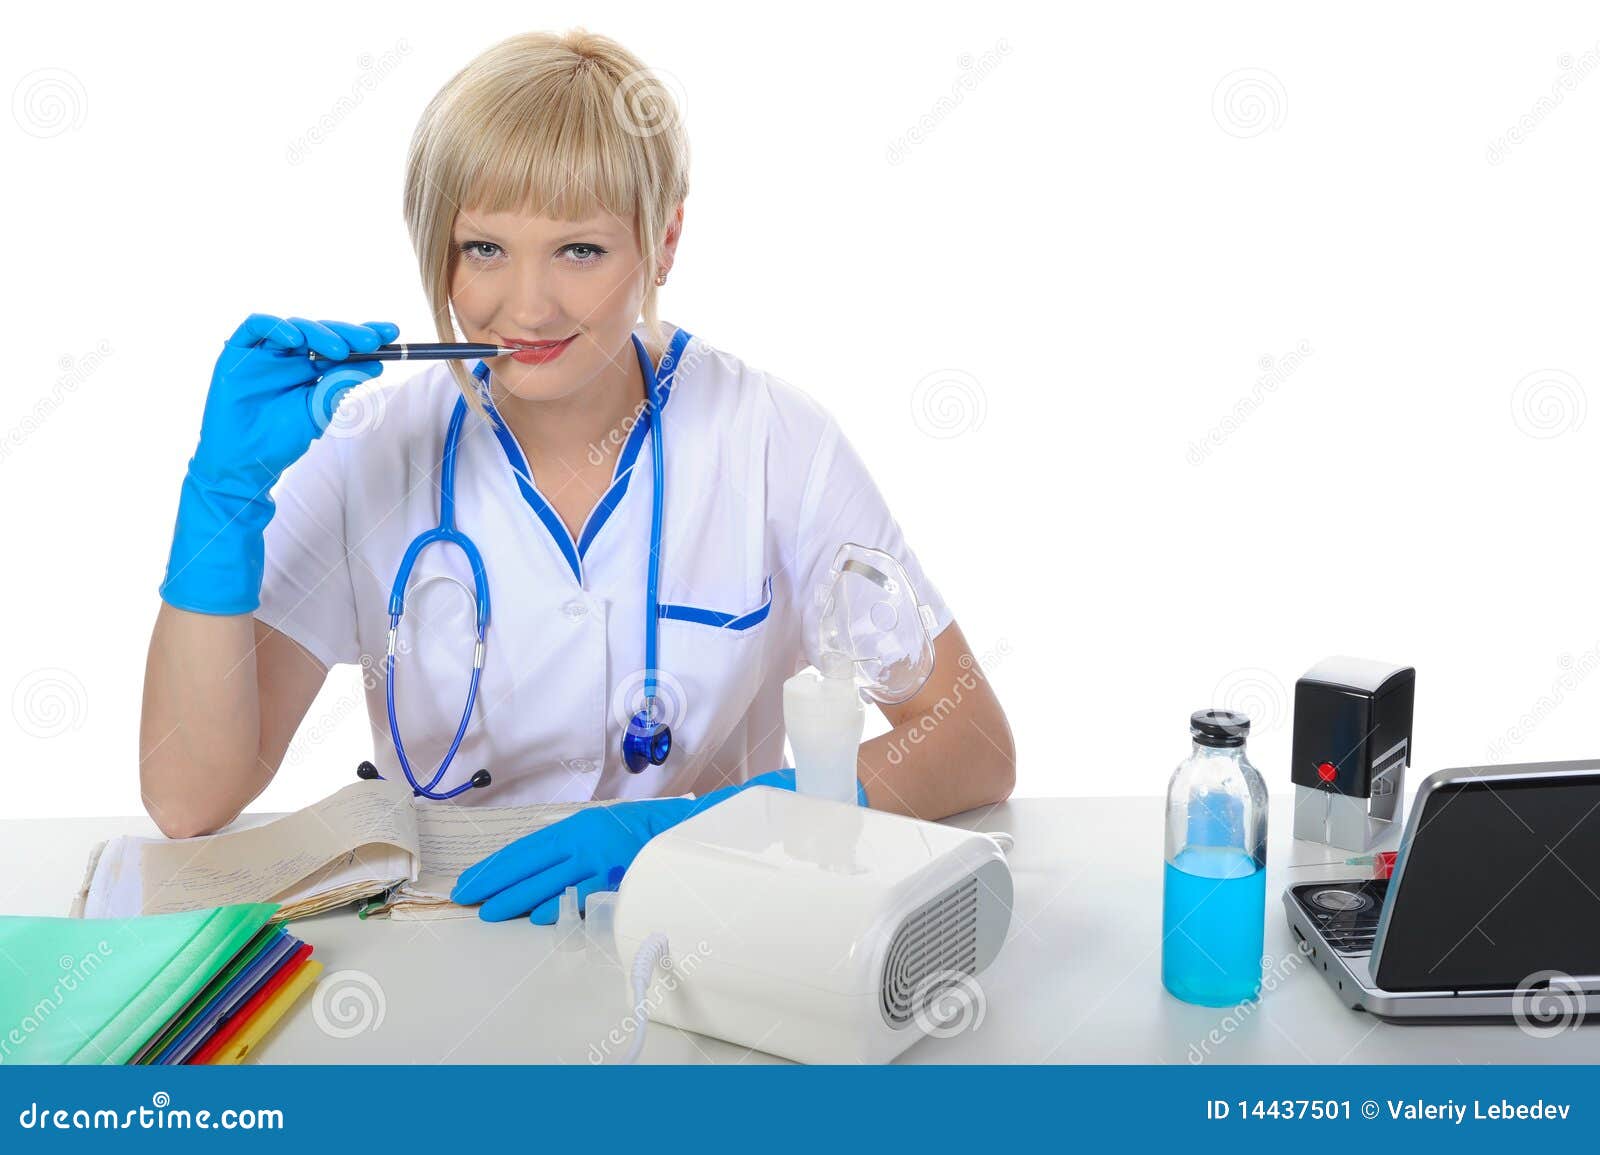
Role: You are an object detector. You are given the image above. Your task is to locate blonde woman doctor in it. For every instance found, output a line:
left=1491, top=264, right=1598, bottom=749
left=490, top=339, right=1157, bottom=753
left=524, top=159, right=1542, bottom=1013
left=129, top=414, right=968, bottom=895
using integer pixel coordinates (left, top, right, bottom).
left=140, top=30, right=1014, bottom=924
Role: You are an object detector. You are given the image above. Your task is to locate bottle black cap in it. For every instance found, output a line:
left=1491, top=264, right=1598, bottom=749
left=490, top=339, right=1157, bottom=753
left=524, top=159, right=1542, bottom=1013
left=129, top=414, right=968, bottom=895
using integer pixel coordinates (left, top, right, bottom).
left=1190, top=709, right=1250, bottom=748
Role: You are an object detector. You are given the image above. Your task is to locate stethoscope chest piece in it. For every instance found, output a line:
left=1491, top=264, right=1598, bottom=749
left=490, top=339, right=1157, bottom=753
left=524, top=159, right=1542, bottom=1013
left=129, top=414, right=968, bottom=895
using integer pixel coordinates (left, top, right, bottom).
left=623, top=708, right=672, bottom=773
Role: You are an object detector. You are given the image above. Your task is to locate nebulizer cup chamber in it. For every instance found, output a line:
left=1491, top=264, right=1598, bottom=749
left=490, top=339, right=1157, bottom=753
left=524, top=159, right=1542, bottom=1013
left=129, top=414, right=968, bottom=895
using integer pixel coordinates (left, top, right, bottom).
left=782, top=544, right=938, bottom=804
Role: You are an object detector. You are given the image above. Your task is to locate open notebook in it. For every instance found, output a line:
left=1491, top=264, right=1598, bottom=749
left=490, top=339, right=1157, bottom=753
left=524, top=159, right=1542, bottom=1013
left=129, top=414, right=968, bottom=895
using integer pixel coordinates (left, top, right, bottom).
left=71, top=780, right=633, bottom=922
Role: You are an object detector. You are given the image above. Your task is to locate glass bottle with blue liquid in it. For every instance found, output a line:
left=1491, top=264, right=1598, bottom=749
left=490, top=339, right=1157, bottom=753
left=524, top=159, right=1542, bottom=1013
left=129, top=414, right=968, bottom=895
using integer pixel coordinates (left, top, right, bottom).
left=1162, top=709, right=1268, bottom=1007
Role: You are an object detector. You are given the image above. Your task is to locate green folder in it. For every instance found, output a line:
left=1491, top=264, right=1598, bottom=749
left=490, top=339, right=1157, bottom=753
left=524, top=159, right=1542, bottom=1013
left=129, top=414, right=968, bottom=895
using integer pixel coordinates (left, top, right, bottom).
left=129, top=923, right=285, bottom=1065
left=0, top=903, right=277, bottom=1065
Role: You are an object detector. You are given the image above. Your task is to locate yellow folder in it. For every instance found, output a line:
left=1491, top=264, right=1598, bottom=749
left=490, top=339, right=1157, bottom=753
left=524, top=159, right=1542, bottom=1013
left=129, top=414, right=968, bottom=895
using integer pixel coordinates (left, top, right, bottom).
left=207, top=959, right=323, bottom=1065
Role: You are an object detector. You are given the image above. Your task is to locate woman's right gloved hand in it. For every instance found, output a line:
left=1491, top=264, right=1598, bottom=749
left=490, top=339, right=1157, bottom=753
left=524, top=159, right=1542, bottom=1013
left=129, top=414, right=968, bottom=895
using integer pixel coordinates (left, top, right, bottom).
left=159, top=315, right=398, bottom=615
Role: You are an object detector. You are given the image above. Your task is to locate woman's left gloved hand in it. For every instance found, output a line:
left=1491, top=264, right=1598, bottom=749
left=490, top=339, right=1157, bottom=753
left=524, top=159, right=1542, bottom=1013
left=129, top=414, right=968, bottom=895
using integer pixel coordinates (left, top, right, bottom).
left=451, top=768, right=867, bottom=923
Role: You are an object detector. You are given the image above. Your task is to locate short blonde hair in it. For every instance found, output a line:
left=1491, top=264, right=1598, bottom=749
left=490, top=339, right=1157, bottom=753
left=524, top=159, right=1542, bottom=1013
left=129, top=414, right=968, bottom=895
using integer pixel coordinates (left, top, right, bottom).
left=403, top=29, right=690, bottom=420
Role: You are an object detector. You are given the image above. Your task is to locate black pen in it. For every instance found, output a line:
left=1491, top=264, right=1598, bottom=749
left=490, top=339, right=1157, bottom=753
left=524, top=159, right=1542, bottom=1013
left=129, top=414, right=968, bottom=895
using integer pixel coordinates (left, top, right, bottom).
left=311, top=341, right=519, bottom=363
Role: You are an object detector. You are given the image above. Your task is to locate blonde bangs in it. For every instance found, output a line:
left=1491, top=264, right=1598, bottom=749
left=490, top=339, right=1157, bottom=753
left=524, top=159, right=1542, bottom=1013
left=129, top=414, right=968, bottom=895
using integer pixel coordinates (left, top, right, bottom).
left=404, top=29, right=690, bottom=421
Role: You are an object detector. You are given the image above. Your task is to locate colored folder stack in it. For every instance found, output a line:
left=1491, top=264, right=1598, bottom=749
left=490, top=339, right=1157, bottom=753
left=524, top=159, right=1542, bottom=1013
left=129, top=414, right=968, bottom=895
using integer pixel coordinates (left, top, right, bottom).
left=0, top=903, right=320, bottom=1065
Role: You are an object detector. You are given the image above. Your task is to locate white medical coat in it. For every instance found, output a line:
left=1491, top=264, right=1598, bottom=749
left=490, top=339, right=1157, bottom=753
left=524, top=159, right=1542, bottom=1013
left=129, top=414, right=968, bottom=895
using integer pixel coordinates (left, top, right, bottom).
left=255, top=324, right=952, bottom=805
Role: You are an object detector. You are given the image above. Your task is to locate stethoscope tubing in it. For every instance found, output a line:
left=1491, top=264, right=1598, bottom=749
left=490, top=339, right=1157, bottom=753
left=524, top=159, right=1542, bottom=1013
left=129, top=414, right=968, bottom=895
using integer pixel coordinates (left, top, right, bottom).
left=372, top=333, right=678, bottom=799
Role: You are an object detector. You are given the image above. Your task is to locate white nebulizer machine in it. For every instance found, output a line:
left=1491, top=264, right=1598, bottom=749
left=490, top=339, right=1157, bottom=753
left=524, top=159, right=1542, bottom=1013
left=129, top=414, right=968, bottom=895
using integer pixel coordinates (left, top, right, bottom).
left=611, top=544, right=1016, bottom=1064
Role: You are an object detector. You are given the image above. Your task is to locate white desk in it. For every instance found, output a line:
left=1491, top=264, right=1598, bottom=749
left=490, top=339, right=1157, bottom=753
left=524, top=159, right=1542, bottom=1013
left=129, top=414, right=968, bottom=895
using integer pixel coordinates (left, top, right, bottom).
left=1, top=797, right=1588, bottom=1063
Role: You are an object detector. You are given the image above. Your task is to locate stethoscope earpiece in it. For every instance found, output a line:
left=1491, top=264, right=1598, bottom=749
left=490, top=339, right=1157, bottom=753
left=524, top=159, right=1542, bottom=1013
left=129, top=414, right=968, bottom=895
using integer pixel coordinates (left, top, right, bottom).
left=353, top=761, right=492, bottom=792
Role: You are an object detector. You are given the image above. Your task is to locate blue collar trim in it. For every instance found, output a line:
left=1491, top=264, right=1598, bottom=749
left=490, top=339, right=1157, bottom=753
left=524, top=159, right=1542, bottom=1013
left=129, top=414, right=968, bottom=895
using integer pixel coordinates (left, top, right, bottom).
left=469, top=327, right=694, bottom=584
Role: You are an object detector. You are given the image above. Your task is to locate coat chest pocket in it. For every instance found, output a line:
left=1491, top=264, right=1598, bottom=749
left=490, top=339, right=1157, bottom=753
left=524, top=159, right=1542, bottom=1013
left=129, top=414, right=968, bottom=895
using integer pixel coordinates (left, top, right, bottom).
left=651, top=575, right=775, bottom=757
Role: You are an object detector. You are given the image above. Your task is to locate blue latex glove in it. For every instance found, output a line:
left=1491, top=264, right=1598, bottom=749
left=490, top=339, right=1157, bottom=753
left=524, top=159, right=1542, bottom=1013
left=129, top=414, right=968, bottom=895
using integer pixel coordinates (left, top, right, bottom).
left=159, top=315, right=398, bottom=615
left=452, top=769, right=868, bottom=924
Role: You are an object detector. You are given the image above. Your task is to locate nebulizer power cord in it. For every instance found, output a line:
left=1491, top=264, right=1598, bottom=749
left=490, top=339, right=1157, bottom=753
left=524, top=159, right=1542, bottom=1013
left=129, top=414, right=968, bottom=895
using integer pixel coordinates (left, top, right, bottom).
left=618, top=932, right=671, bottom=1064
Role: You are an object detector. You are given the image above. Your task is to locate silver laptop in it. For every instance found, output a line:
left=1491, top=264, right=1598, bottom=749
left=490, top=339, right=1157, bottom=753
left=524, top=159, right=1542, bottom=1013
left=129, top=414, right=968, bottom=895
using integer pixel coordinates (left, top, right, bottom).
left=1283, top=759, right=1600, bottom=1021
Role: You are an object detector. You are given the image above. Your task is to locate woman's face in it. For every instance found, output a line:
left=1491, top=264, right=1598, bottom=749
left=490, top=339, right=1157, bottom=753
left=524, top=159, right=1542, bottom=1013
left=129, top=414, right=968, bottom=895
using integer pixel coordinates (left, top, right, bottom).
left=449, top=204, right=669, bottom=402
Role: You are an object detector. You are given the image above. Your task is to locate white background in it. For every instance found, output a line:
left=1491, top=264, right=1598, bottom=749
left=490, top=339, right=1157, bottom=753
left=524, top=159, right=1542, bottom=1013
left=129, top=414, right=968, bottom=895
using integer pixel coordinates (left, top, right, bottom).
left=3, top=3, right=1598, bottom=819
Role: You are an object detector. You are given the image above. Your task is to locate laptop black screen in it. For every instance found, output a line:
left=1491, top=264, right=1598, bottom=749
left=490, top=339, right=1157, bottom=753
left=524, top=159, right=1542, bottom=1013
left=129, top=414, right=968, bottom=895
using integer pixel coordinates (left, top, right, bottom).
left=1374, top=772, right=1600, bottom=992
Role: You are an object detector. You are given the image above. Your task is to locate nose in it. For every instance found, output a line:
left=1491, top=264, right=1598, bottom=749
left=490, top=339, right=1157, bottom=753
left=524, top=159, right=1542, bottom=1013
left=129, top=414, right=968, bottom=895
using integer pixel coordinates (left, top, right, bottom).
left=504, top=262, right=566, bottom=335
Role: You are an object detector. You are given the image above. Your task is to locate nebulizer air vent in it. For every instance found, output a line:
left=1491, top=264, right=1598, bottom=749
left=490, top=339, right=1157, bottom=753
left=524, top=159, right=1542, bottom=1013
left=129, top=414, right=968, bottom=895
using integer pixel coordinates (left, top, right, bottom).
left=783, top=544, right=937, bottom=803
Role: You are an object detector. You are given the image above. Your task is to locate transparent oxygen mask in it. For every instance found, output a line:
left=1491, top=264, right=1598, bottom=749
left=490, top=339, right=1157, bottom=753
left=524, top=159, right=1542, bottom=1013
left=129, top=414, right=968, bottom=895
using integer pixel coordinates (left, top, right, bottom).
left=784, top=544, right=938, bottom=805
left=815, top=543, right=937, bottom=703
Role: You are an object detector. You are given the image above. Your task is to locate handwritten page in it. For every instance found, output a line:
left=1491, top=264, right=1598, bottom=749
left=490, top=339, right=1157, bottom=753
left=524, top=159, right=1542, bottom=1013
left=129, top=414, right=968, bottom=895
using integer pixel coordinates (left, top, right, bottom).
left=383, top=796, right=685, bottom=919
left=408, top=800, right=603, bottom=897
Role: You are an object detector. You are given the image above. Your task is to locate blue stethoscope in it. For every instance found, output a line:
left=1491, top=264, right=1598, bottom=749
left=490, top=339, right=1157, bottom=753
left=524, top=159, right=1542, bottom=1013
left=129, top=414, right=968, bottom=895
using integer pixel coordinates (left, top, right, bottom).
left=356, top=331, right=680, bottom=800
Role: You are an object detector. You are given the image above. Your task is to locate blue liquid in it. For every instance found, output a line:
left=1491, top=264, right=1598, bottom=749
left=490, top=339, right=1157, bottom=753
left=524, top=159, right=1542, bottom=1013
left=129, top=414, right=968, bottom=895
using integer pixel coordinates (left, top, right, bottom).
left=1161, top=847, right=1266, bottom=1007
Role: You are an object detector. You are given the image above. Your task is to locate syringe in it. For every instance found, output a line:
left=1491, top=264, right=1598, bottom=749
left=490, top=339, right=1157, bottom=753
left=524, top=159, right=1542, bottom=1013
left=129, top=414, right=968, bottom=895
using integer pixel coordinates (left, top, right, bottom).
left=1289, top=850, right=1397, bottom=878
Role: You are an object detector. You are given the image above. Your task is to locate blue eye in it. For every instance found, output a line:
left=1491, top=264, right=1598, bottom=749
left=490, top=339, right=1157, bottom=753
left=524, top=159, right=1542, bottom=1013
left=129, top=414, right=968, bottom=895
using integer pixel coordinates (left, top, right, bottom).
left=458, top=241, right=502, bottom=261
left=564, top=243, right=607, bottom=264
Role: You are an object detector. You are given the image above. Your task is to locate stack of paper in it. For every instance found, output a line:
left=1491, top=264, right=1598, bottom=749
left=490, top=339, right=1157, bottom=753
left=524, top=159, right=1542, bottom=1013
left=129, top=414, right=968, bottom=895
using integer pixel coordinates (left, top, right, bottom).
left=0, top=904, right=317, bottom=1065
left=71, top=779, right=638, bottom=922
left=74, top=780, right=419, bottom=921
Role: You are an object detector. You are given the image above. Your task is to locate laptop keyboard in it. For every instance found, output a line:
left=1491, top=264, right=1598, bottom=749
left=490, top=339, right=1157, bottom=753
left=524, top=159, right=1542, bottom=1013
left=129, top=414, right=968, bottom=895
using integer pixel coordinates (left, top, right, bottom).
left=1299, top=879, right=1389, bottom=956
